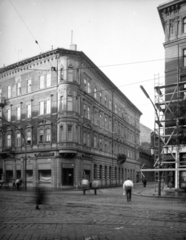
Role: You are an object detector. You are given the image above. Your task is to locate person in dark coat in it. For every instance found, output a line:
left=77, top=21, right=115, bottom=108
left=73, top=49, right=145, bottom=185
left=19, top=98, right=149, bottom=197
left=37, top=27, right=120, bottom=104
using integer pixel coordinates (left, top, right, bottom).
left=142, top=177, right=147, bottom=187
left=35, top=183, right=46, bottom=210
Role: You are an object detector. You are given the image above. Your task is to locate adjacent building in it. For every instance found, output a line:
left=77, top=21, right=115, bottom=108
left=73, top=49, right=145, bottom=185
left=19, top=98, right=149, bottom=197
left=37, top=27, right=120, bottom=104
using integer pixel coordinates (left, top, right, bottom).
left=0, top=45, right=141, bottom=188
left=157, top=0, right=186, bottom=189
left=139, top=124, right=154, bottom=182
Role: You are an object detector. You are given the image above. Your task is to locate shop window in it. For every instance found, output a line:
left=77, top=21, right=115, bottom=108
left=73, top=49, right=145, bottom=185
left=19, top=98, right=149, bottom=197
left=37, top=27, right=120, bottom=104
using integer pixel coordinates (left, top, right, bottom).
left=38, top=170, right=51, bottom=182
left=27, top=79, right=32, bottom=93
left=26, top=170, right=33, bottom=181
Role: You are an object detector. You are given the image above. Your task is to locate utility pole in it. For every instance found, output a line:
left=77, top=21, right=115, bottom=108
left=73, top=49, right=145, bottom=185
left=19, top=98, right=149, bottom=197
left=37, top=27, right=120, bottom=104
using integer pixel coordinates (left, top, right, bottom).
left=140, top=85, right=162, bottom=196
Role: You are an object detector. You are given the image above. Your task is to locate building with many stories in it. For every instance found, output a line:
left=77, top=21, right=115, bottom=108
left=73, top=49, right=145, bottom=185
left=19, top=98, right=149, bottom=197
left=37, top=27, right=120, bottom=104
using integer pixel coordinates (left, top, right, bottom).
left=157, top=0, right=186, bottom=189
left=0, top=45, right=141, bottom=188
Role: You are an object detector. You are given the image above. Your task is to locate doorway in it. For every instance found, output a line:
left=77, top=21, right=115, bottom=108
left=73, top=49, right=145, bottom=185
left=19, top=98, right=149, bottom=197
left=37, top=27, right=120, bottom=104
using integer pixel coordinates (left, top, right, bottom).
left=62, top=168, right=74, bottom=186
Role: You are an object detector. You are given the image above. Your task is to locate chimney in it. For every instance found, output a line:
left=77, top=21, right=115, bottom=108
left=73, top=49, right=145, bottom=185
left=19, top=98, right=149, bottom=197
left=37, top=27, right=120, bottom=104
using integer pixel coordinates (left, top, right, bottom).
left=70, top=44, right=77, bottom=51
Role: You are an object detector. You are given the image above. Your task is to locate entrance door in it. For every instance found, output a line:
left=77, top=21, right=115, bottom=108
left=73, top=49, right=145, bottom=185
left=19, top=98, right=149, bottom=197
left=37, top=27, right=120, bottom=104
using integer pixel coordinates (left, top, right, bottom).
left=62, top=168, right=74, bottom=186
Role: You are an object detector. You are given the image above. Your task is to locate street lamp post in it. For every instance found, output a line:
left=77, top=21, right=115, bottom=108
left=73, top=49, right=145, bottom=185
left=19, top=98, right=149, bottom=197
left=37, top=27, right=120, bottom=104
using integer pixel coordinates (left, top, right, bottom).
left=140, top=85, right=162, bottom=196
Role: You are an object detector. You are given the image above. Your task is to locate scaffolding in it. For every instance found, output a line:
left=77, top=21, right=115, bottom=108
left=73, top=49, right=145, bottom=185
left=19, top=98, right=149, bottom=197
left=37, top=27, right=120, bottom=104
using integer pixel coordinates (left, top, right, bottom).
left=154, top=73, right=186, bottom=189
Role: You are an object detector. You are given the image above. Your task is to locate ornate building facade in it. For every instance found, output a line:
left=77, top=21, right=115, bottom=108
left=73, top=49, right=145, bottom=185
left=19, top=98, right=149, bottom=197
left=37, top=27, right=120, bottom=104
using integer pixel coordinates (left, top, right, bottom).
left=157, top=0, right=186, bottom=189
left=0, top=45, right=141, bottom=188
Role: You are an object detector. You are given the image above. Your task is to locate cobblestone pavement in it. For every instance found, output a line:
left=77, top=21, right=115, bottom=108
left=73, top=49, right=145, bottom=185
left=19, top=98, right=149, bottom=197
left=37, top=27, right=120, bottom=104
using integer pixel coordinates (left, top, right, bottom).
left=0, top=184, right=186, bottom=240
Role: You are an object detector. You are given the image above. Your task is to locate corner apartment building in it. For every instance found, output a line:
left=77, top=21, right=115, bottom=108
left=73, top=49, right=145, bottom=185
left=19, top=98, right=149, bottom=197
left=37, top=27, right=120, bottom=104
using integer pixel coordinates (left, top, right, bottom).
left=157, top=0, right=186, bottom=189
left=0, top=45, right=141, bottom=188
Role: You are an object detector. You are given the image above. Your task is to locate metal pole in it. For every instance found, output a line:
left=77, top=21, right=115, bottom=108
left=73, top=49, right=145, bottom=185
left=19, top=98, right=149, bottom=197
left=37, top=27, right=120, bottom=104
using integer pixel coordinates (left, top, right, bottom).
left=140, top=85, right=161, bottom=196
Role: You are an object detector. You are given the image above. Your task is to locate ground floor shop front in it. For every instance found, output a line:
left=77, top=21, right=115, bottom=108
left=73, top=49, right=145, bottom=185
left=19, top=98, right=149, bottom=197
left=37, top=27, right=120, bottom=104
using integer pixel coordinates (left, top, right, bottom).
left=0, top=151, right=141, bottom=189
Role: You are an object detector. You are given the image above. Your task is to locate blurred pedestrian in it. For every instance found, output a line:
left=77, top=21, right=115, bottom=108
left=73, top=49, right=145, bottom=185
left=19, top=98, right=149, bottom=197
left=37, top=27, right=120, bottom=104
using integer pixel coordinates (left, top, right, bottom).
left=15, top=178, right=20, bottom=190
left=123, top=177, right=134, bottom=202
left=142, top=177, right=147, bottom=187
left=35, top=183, right=46, bottom=210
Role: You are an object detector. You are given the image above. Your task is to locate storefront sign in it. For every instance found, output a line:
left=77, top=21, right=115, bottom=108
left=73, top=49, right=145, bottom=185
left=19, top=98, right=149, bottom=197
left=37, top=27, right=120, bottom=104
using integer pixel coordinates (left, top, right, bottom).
left=35, top=152, right=54, bottom=157
left=62, top=163, right=74, bottom=168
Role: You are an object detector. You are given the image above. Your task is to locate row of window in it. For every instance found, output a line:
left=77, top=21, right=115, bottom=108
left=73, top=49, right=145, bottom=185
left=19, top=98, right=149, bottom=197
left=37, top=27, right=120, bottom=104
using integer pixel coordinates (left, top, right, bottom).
left=83, top=78, right=137, bottom=127
left=3, top=128, right=52, bottom=148
left=6, top=100, right=51, bottom=121
left=83, top=131, right=136, bottom=158
left=7, top=72, right=52, bottom=98
left=93, top=164, right=135, bottom=181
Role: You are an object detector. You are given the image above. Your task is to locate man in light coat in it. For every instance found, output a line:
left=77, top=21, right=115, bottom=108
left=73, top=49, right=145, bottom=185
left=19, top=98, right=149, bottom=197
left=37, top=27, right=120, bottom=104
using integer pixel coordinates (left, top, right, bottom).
left=123, top=177, right=134, bottom=202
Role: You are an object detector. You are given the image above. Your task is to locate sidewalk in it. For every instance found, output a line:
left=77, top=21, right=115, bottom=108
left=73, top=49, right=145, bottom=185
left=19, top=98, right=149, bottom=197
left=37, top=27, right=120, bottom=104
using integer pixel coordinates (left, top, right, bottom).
left=133, top=182, right=186, bottom=199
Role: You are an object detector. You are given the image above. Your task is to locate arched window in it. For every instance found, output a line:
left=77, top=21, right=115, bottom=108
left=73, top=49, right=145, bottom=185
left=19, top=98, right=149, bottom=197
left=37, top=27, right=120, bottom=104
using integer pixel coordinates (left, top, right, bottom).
left=109, top=166, right=111, bottom=180
left=115, top=167, right=117, bottom=179
left=94, top=164, right=97, bottom=179
left=99, top=165, right=102, bottom=179
left=105, top=166, right=107, bottom=181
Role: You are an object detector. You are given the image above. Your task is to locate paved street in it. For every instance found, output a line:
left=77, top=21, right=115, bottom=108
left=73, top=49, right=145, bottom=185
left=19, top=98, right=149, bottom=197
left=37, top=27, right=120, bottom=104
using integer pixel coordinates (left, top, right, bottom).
left=0, top=183, right=186, bottom=240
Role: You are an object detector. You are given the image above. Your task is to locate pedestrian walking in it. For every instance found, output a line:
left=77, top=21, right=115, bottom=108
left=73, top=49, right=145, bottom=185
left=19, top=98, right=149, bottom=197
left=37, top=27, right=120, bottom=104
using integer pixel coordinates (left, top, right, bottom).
left=123, top=177, right=134, bottom=202
left=142, top=177, right=147, bottom=187
left=15, top=178, right=20, bottom=190
left=35, top=183, right=46, bottom=210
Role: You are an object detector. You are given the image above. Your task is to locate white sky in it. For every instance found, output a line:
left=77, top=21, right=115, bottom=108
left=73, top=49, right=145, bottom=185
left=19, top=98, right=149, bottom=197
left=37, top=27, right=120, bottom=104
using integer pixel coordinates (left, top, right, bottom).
left=0, top=0, right=166, bottom=130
